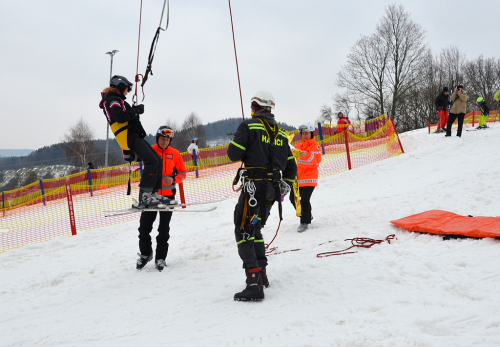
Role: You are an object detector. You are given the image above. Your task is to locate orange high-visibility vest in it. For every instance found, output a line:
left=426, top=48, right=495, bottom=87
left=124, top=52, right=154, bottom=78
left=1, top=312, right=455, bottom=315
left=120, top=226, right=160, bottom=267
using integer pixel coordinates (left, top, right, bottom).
left=295, top=138, right=322, bottom=187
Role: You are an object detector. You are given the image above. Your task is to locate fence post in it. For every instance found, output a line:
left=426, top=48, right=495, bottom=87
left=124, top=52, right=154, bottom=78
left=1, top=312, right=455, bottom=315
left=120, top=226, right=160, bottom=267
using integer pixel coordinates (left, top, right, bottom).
left=428, top=116, right=430, bottom=134
left=87, top=168, right=93, bottom=197
left=472, top=110, right=475, bottom=127
left=178, top=182, right=187, bottom=209
left=390, top=118, right=405, bottom=154
left=193, top=150, right=199, bottom=178
left=344, top=130, right=352, bottom=170
left=2, top=191, right=4, bottom=217
left=139, top=162, right=143, bottom=176
left=39, top=179, right=46, bottom=206
left=65, top=185, right=77, bottom=236
left=317, top=122, right=326, bottom=155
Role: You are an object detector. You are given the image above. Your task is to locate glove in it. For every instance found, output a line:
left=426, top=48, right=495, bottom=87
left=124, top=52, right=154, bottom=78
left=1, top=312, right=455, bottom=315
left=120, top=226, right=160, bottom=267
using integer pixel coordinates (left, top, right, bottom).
left=122, top=150, right=135, bottom=162
left=133, top=104, right=145, bottom=115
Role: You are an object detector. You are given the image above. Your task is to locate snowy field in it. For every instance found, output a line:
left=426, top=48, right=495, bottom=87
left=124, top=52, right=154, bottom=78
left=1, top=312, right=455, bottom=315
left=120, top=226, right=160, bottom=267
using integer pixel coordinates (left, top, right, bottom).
left=2, top=125, right=500, bottom=346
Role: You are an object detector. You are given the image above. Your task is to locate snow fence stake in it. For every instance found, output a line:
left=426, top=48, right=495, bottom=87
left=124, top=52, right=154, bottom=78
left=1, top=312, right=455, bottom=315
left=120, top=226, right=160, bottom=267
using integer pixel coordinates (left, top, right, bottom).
left=1, top=191, right=4, bottom=217
left=193, top=149, right=199, bottom=178
left=428, top=116, right=430, bottom=134
left=317, top=122, right=326, bottom=155
left=39, top=179, right=46, bottom=206
left=344, top=129, right=352, bottom=170
left=65, top=185, right=77, bottom=236
left=139, top=162, right=143, bottom=177
left=472, top=111, right=475, bottom=128
left=178, top=182, right=187, bottom=209
left=390, top=118, right=405, bottom=154
left=87, top=168, right=93, bottom=197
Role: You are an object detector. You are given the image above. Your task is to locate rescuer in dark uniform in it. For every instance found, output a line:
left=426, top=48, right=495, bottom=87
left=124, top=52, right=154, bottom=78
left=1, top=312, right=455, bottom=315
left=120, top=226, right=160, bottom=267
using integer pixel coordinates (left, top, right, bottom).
left=228, top=91, right=297, bottom=301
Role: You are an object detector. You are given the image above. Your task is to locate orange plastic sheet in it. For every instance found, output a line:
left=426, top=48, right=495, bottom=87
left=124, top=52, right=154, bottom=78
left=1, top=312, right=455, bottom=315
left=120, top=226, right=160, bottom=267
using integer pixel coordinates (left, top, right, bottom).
left=391, top=210, right=500, bottom=238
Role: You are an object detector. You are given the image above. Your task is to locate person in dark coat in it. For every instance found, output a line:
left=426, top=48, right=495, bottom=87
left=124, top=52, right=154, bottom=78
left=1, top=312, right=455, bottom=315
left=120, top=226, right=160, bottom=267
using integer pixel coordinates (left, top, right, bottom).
left=227, top=91, right=297, bottom=301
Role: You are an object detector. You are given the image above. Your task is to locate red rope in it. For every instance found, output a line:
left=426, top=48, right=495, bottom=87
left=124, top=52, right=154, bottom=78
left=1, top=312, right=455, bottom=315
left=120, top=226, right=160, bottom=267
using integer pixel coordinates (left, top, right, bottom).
left=317, top=235, right=396, bottom=258
left=228, top=0, right=245, bottom=121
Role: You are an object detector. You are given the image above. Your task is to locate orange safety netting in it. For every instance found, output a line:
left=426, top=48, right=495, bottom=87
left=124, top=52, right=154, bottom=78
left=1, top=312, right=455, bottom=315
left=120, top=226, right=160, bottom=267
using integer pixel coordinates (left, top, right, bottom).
left=1, top=114, right=403, bottom=253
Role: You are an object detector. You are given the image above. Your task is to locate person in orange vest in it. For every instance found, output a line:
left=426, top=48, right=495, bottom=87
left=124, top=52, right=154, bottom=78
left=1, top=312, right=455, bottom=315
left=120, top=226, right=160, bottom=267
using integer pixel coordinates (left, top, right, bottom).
left=335, top=112, right=351, bottom=134
left=289, top=122, right=322, bottom=232
left=136, top=126, right=187, bottom=272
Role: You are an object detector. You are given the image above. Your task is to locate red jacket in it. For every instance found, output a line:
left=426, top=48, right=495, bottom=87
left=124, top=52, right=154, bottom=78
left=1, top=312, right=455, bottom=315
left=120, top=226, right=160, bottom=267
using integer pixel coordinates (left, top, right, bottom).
left=295, top=138, right=322, bottom=187
left=336, top=116, right=351, bottom=134
left=152, top=144, right=187, bottom=197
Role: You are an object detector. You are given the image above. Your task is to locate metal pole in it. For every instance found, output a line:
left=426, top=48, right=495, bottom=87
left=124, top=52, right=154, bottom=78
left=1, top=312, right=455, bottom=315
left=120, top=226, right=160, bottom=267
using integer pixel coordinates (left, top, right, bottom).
left=105, top=50, right=118, bottom=167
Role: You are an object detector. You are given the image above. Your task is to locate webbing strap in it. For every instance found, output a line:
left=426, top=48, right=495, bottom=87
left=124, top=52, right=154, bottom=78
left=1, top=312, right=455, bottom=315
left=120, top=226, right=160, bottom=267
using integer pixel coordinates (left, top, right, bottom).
left=240, top=195, right=249, bottom=230
left=258, top=119, right=279, bottom=222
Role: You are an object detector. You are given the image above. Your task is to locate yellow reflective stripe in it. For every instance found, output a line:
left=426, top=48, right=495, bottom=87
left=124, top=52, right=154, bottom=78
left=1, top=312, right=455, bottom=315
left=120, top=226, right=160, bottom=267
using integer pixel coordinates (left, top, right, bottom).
left=284, top=178, right=294, bottom=182
left=236, top=237, right=255, bottom=245
left=249, top=126, right=266, bottom=131
left=230, top=141, right=246, bottom=151
left=287, top=156, right=294, bottom=160
left=254, top=239, right=264, bottom=243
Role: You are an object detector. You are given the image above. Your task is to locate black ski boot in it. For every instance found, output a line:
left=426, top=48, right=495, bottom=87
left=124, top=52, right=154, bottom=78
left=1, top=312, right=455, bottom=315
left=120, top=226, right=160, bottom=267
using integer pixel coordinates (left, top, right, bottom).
left=234, top=268, right=265, bottom=301
left=136, top=252, right=153, bottom=270
left=261, top=267, right=270, bottom=288
left=155, top=259, right=167, bottom=272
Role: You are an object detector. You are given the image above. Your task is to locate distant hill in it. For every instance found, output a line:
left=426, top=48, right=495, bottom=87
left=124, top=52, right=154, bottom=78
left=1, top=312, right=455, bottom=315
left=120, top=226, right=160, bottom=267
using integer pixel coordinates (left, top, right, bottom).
left=0, top=118, right=297, bottom=171
left=0, top=149, right=34, bottom=157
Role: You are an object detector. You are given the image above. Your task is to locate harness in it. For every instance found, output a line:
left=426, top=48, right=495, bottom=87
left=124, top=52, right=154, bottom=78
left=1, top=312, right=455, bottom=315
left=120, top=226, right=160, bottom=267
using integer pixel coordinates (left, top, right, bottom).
left=233, top=119, right=291, bottom=234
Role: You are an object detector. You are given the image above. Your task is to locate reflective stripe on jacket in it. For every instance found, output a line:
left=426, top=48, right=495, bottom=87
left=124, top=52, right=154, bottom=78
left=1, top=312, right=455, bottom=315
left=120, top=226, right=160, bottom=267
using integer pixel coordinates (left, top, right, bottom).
left=295, top=138, right=322, bottom=187
left=152, top=144, right=187, bottom=197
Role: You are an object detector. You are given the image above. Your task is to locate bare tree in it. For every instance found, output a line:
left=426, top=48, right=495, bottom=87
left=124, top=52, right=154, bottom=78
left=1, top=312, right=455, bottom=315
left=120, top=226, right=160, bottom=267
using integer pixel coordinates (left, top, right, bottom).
left=464, top=55, right=500, bottom=110
left=377, top=3, right=427, bottom=124
left=165, top=117, right=180, bottom=132
left=317, top=104, right=332, bottom=124
left=61, top=117, right=98, bottom=169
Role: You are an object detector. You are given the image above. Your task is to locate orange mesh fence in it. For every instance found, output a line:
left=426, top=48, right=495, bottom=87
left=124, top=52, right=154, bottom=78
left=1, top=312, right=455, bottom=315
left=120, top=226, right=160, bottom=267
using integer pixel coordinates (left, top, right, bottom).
left=429, top=110, right=499, bottom=132
left=1, top=114, right=402, bottom=253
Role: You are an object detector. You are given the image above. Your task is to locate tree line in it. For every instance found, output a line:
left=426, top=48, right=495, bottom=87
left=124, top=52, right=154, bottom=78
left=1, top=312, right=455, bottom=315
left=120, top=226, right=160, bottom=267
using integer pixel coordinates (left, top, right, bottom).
left=322, top=3, right=500, bottom=132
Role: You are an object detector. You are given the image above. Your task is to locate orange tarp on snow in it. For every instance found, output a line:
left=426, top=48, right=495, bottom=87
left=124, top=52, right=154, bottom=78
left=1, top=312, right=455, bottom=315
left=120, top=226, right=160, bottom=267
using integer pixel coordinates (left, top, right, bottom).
left=391, top=210, right=500, bottom=238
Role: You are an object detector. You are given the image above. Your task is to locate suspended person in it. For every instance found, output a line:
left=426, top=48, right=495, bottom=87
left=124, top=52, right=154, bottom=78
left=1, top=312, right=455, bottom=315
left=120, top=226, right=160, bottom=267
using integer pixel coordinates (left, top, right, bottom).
left=228, top=91, right=297, bottom=301
left=136, top=126, right=187, bottom=271
left=99, top=75, right=175, bottom=208
left=288, top=123, right=322, bottom=232
left=476, top=97, right=490, bottom=130
left=445, top=85, right=468, bottom=138
left=434, top=87, right=450, bottom=133
left=335, top=112, right=351, bottom=134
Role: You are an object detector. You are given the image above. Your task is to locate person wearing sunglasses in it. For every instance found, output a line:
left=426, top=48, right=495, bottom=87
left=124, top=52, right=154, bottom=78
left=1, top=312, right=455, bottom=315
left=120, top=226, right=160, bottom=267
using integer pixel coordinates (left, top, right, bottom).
left=136, top=126, right=187, bottom=271
left=99, top=75, right=174, bottom=209
left=290, top=123, right=322, bottom=232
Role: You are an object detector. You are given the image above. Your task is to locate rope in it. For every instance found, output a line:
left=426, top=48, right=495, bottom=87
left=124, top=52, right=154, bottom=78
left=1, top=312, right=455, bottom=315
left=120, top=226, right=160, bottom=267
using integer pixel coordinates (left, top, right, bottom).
left=265, top=234, right=397, bottom=257
left=317, top=235, right=396, bottom=258
left=133, top=0, right=144, bottom=106
left=227, top=0, right=245, bottom=121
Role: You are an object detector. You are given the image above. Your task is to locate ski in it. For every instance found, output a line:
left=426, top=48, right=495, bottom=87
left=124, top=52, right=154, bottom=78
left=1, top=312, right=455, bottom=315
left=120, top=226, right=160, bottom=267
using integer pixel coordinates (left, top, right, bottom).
left=105, top=206, right=217, bottom=217
left=466, top=127, right=489, bottom=132
left=102, top=197, right=227, bottom=215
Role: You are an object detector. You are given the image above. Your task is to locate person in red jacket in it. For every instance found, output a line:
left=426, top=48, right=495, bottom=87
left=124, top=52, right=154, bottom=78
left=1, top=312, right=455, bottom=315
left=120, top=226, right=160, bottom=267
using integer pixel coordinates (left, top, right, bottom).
left=335, top=112, right=351, bottom=134
left=289, top=123, right=322, bottom=232
left=136, top=126, right=187, bottom=272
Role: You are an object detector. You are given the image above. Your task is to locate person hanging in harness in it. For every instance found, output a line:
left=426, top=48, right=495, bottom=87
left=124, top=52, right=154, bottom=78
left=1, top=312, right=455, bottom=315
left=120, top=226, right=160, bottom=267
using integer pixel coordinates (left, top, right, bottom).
left=99, top=75, right=176, bottom=209
left=136, top=126, right=187, bottom=271
left=228, top=91, right=297, bottom=301
left=476, top=97, right=490, bottom=130
left=289, top=123, right=322, bottom=233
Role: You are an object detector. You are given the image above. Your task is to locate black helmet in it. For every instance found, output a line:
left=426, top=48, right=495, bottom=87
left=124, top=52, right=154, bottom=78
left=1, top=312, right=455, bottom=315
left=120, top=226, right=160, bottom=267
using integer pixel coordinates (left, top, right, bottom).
left=110, top=75, right=133, bottom=94
left=156, top=126, right=174, bottom=144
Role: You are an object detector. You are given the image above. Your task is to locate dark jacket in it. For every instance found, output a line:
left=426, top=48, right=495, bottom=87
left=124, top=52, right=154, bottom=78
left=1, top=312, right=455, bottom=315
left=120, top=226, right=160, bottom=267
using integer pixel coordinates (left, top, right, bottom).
left=479, top=101, right=490, bottom=116
left=99, top=91, right=146, bottom=150
left=434, top=92, right=449, bottom=111
left=227, top=112, right=297, bottom=183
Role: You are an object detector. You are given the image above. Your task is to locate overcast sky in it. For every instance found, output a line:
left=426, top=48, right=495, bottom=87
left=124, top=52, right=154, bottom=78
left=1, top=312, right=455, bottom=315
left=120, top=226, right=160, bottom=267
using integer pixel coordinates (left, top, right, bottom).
left=1, top=0, right=498, bottom=150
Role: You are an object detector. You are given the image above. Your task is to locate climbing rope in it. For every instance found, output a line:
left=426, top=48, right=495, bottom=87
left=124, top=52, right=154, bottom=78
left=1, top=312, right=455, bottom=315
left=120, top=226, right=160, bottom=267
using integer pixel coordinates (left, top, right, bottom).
left=265, top=234, right=397, bottom=257
left=227, top=0, right=245, bottom=121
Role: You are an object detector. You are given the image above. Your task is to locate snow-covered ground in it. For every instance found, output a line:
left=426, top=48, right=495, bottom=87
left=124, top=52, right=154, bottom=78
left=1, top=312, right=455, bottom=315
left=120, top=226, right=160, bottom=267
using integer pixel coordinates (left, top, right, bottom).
left=2, top=125, right=500, bottom=346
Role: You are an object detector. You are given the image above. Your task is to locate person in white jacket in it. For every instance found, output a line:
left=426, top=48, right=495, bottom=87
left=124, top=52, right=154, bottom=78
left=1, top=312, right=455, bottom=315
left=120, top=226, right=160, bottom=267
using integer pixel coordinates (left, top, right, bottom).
left=187, top=138, right=200, bottom=154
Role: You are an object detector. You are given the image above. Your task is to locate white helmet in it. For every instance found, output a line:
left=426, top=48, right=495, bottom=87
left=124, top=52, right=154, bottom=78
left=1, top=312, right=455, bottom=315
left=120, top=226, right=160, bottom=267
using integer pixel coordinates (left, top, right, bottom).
left=299, top=122, right=315, bottom=133
left=251, top=91, right=275, bottom=109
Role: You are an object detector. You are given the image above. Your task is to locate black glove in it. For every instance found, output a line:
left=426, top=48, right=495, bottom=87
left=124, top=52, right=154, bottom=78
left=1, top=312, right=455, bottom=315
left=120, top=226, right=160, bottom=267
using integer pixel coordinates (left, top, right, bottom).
left=133, top=104, right=145, bottom=115
left=122, top=150, right=135, bottom=162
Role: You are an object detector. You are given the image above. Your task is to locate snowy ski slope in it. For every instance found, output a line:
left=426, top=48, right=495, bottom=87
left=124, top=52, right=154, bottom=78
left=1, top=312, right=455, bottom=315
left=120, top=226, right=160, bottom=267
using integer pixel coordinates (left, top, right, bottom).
left=1, top=125, right=500, bottom=346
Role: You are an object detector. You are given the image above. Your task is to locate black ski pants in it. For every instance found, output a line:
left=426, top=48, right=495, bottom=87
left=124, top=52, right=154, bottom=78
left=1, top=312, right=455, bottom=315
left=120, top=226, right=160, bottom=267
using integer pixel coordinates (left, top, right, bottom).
left=138, top=210, right=173, bottom=260
left=129, top=135, right=162, bottom=190
left=289, top=186, right=315, bottom=224
left=446, top=113, right=465, bottom=137
left=233, top=181, right=277, bottom=269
